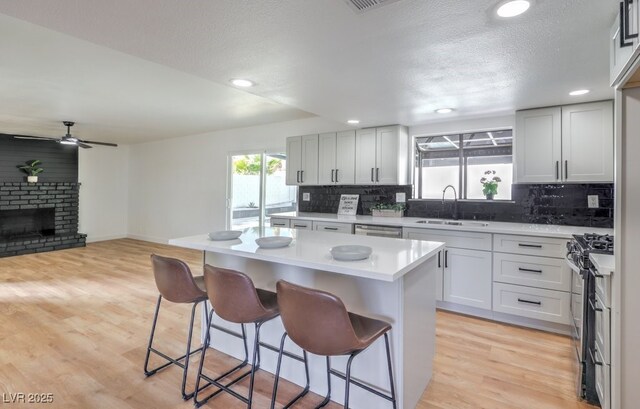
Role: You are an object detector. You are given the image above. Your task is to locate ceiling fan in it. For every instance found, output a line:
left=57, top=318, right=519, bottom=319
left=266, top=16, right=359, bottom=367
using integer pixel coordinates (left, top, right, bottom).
left=12, top=121, right=118, bottom=149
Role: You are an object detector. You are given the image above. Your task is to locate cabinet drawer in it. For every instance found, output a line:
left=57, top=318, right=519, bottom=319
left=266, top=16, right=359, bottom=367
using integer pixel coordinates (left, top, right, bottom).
left=313, top=221, right=353, bottom=234
left=289, top=219, right=313, bottom=230
left=493, top=234, right=568, bottom=258
left=492, top=283, right=571, bottom=325
left=403, top=228, right=491, bottom=251
left=493, top=253, right=571, bottom=292
left=594, top=348, right=610, bottom=409
left=270, top=218, right=290, bottom=228
left=594, top=293, right=611, bottom=365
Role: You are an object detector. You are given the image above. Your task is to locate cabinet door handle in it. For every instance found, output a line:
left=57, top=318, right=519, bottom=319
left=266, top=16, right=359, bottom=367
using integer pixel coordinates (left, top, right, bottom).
left=444, top=250, right=448, bottom=268
left=519, top=267, right=543, bottom=274
left=371, top=168, right=374, bottom=182
left=331, top=169, right=335, bottom=183
left=625, top=0, right=639, bottom=40
left=296, top=170, right=300, bottom=183
left=564, top=160, right=568, bottom=180
left=621, top=2, right=634, bottom=47
left=272, top=223, right=286, bottom=227
left=293, top=224, right=307, bottom=228
left=518, top=243, right=543, bottom=249
left=517, top=298, right=542, bottom=306
left=335, top=169, right=339, bottom=183
left=300, top=170, right=304, bottom=183
left=556, top=161, right=559, bottom=180
left=323, top=227, right=338, bottom=231
left=437, top=251, right=441, bottom=268
left=376, top=167, right=380, bottom=182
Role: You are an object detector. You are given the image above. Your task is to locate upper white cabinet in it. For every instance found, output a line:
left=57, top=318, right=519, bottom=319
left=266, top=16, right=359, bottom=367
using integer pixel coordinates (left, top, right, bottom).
left=610, top=1, right=639, bottom=86
left=318, top=130, right=356, bottom=185
left=355, top=125, right=409, bottom=185
left=515, top=107, right=562, bottom=183
left=515, top=101, right=614, bottom=183
left=286, top=134, right=319, bottom=186
left=562, top=101, right=614, bottom=182
left=288, top=125, right=409, bottom=186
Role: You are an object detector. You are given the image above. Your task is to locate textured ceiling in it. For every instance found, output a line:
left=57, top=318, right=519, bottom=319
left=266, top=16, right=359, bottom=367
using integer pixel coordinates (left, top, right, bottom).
left=0, top=0, right=617, bottom=143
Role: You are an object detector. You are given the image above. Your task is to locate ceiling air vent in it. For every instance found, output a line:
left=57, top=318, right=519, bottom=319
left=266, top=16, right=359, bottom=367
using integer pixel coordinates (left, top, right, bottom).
left=343, top=0, right=404, bottom=14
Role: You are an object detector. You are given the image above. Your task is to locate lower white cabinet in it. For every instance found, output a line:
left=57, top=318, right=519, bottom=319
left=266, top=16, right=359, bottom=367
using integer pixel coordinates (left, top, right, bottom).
left=492, top=283, right=571, bottom=325
left=312, top=221, right=353, bottom=234
left=493, top=252, right=572, bottom=292
left=594, top=347, right=611, bottom=409
left=270, top=217, right=290, bottom=228
left=443, top=248, right=493, bottom=310
left=289, top=219, right=313, bottom=230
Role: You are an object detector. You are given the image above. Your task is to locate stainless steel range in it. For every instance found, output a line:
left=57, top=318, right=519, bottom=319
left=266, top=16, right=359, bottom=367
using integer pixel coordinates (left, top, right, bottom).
left=566, top=233, right=614, bottom=405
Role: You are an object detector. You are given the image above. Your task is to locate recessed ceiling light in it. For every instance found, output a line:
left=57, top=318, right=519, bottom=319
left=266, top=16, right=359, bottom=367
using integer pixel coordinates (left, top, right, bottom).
left=230, top=78, right=255, bottom=87
left=496, top=0, right=531, bottom=18
left=347, top=119, right=360, bottom=124
left=569, top=89, right=590, bottom=96
left=435, top=108, right=454, bottom=114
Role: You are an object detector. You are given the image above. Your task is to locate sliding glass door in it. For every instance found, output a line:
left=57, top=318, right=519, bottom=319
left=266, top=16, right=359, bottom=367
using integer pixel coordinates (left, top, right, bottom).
left=228, top=152, right=296, bottom=230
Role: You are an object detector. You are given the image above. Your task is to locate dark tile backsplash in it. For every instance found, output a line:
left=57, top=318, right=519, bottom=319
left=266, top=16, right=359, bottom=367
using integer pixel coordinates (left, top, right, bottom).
left=299, top=183, right=614, bottom=228
left=298, top=185, right=412, bottom=215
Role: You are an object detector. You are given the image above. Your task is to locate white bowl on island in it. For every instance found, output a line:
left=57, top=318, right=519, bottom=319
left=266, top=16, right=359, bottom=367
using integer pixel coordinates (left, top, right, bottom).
left=208, top=230, right=243, bottom=241
left=330, top=245, right=373, bottom=261
left=255, top=236, right=293, bottom=249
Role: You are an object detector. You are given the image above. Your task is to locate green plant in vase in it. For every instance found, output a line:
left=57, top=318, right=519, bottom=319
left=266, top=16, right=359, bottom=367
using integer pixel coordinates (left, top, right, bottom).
left=480, top=170, right=501, bottom=200
left=18, top=160, right=44, bottom=183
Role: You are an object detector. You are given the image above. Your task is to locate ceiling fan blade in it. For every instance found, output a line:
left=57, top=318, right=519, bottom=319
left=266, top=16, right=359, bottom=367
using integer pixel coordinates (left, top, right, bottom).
left=12, top=135, right=59, bottom=141
left=76, top=142, right=93, bottom=149
left=78, top=139, right=118, bottom=147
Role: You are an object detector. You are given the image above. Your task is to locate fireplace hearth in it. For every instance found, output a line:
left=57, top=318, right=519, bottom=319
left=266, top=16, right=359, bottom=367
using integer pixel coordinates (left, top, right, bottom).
left=0, top=182, right=86, bottom=257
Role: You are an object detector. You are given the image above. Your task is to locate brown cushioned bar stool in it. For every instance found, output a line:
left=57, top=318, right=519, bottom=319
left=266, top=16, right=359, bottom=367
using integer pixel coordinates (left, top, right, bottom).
left=143, top=254, right=209, bottom=400
left=194, top=266, right=310, bottom=408
left=271, top=280, right=397, bottom=409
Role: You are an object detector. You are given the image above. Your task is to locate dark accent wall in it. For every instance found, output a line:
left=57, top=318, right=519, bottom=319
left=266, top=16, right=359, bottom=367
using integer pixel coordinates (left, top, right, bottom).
left=298, top=185, right=412, bottom=215
left=0, top=134, right=78, bottom=182
left=406, top=183, right=614, bottom=228
left=299, top=183, right=614, bottom=228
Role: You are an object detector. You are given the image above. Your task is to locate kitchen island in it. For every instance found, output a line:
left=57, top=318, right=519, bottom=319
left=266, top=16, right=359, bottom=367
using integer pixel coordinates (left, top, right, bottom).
left=169, top=227, right=444, bottom=409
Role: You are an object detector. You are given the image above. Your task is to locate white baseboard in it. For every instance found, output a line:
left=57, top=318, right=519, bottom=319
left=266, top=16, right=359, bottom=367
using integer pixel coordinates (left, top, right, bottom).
left=85, top=234, right=127, bottom=243
left=126, top=234, right=169, bottom=245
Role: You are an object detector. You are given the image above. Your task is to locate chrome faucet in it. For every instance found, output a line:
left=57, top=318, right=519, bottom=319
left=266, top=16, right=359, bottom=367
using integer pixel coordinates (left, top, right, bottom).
left=442, top=185, right=459, bottom=220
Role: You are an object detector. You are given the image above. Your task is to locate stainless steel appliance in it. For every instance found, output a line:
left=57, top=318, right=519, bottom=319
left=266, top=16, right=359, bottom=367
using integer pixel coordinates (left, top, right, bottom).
left=354, top=224, right=403, bottom=239
left=566, top=233, right=614, bottom=406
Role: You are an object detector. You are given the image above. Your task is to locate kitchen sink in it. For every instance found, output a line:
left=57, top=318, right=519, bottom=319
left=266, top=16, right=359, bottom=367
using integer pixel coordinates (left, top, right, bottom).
left=415, top=220, right=489, bottom=227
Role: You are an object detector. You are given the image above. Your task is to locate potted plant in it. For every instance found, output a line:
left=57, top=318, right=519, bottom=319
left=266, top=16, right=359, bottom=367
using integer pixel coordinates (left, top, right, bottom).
left=480, top=170, right=502, bottom=200
left=18, top=160, right=44, bottom=183
left=370, top=203, right=406, bottom=217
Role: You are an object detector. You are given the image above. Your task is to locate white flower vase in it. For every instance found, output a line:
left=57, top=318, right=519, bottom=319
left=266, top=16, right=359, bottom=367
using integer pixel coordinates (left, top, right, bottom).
left=27, top=175, right=38, bottom=183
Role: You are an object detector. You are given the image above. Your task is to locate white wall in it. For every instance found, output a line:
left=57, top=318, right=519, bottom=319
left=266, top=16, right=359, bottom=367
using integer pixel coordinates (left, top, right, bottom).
left=78, top=146, right=129, bottom=242
left=127, top=116, right=345, bottom=243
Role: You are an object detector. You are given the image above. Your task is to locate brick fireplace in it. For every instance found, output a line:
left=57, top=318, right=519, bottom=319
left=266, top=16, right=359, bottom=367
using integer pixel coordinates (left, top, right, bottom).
left=0, top=182, right=86, bottom=257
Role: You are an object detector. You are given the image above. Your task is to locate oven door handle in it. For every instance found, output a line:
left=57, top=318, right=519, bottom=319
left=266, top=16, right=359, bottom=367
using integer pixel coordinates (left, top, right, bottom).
left=588, top=297, right=603, bottom=312
left=589, top=347, right=603, bottom=366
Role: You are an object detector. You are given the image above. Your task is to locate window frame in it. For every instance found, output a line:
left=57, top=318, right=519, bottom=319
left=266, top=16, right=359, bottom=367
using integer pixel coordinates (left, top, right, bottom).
left=412, top=128, right=514, bottom=201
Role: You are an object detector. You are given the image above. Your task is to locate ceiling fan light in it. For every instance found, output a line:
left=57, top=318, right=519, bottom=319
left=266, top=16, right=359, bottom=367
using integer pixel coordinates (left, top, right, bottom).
left=59, top=140, right=77, bottom=145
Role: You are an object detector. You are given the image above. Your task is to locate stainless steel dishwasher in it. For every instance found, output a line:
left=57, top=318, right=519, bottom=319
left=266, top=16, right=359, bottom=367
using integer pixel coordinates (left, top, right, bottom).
left=354, top=224, right=403, bottom=238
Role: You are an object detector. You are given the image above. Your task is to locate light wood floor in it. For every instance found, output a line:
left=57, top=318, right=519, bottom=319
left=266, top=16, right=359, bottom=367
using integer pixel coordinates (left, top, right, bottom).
left=0, top=239, right=595, bottom=409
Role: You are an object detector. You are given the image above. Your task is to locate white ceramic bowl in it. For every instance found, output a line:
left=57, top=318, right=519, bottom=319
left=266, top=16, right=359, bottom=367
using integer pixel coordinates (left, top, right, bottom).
left=208, top=230, right=243, bottom=241
left=330, top=245, right=372, bottom=261
left=255, top=236, right=293, bottom=249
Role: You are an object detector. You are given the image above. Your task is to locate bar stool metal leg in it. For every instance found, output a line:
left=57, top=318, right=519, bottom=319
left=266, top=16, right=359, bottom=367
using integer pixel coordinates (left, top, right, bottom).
left=344, top=352, right=358, bottom=409
left=316, top=356, right=332, bottom=408
left=143, top=296, right=205, bottom=400
left=270, top=332, right=311, bottom=409
left=384, top=333, right=397, bottom=409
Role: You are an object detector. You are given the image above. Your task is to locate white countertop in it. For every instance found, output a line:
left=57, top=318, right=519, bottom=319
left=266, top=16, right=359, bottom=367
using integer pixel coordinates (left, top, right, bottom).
left=590, top=253, right=615, bottom=276
left=169, top=227, right=444, bottom=282
left=272, top=212, right=614, bottom=239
